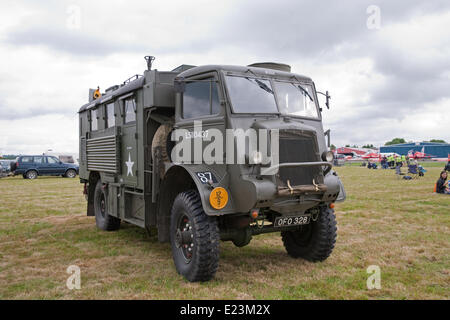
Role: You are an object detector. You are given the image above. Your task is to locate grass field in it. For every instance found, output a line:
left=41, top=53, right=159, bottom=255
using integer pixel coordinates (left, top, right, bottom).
left=0, top=164, right=449, bottom=299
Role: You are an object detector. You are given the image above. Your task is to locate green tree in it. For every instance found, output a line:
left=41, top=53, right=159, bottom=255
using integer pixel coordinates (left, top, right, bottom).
left=429, top=139, right=446, bottom=144
left=330, top=144, right=336, bottom=150
left=362, top=144, right=374, bottom=148
left=385, top=138, right=406, bottom=146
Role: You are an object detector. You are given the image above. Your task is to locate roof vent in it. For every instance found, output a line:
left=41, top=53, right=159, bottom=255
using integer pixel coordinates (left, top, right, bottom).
left=248, top=62, right=291, bottom=72
left=172, top=64, right=197, bottom=73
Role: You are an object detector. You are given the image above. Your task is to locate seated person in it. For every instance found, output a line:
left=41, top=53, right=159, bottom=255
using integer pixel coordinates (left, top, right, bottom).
left=418, top=165, right=426, bottom=177
left=436, top=171, right=450, bottom=194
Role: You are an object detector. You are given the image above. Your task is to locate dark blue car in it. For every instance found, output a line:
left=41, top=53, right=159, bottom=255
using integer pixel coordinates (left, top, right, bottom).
left=12, top=155, right=79, bottom=179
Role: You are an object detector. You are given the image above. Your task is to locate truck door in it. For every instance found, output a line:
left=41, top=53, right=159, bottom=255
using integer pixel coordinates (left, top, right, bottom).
left=121, top=95, right=138, bottom=186
left=175, top=74, right=226, bottom=168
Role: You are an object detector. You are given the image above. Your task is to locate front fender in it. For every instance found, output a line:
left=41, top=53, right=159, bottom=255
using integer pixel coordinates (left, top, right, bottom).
left=175, top=164, right=237, bottom=216
left=322, top=170, right=346, bottom=202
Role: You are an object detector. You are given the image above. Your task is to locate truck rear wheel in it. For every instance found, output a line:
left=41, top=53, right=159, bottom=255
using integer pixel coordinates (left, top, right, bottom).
left=170, top=190, right=220, bottom=282
left=94, top=180, right=121, bottom=231
left=281, top=207, right=337, bottom=262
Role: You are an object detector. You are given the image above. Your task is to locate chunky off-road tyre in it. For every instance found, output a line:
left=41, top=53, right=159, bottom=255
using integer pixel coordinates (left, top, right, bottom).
left=170, top=190, right=220, bottom=282
left=94, top=180, right=121, bottom=231
left=26, top=170, right=38, bottom=180
left=65, top=169, right=77, bottom=178
left=281, top=207, right=337, bottom=262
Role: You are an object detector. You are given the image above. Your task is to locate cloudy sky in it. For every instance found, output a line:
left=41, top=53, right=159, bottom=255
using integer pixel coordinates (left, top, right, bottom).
left=0, top=0, right=449, bottom=155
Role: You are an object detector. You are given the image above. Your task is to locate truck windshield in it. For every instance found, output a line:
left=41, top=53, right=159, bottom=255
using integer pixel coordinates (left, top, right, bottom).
left=225, top=76, right=278, bottom=113
left=225, top=76, right=319, bottom=118
left=273, top=81, right=319, bottom=118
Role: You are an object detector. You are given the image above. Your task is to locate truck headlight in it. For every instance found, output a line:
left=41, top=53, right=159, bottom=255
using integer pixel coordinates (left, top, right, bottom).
left=322, top=151, right=334, bottom=162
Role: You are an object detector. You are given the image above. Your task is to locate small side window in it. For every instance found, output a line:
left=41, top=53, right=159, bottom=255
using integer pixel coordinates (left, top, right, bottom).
left=106, top=103, right=115, bottom=128
left=91, top=108, right=98, bottom=131
left=182, top=77, right=220, bottom=119
left=33, top=156, right=44, bottom=164
left=21, top=156, right=33, bottom=163
left=124, top=98, right=136, bottom=123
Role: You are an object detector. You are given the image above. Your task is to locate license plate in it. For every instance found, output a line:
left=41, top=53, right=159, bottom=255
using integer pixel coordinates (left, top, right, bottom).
left=274, top=215, right=310, bottom=227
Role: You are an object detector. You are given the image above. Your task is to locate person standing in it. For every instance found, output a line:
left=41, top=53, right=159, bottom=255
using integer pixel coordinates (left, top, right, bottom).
left=389, top=154, right=394, bottom=167
left=396, top=155, right=402, bottom=168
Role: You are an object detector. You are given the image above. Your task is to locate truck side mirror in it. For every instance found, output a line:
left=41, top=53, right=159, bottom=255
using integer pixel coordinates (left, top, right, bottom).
left=324, top=129, right=331, bottom=148
left=317, top=90, right=331, bottom=110
left=174, top=77, right=185, bottom=93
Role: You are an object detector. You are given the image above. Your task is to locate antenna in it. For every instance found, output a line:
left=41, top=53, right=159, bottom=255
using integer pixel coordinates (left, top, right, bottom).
left=144, top=56, right=155, bottom=70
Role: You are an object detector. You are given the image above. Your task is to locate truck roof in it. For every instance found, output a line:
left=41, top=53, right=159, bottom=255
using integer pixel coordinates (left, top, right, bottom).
left=178, top=64, right=312, bottom=82
left=78, top=64, right=312, bottom=113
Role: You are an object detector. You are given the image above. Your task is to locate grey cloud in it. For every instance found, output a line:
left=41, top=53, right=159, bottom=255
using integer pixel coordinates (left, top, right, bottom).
left=2, top=0, right=450, bottom=146
left=0, top=103, right=76, bottom=120
left=6, top=27, right=137, bottom=56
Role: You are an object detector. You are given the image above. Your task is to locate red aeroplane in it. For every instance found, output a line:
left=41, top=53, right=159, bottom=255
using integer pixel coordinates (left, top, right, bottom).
left=361, top=152, right=381, bottom=160
left=407, top=148, right=434, bottom=160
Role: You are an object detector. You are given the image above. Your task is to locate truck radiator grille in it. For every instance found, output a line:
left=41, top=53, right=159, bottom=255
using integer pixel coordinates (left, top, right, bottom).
left=277, top=131, right=323, bottom=186
left=86, top=135, right=119, bottom=173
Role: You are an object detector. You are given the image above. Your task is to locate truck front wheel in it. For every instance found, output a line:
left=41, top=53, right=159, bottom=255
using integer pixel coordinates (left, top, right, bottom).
left=170, top=190, right=220, bottom=282
left=281, top=207, right=337, bottom=262
left=94, top=180, right=121, bottom=231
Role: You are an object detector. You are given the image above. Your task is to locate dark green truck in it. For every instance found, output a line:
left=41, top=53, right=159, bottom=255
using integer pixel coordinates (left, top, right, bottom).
left=78, top=57, right=346, bottom=282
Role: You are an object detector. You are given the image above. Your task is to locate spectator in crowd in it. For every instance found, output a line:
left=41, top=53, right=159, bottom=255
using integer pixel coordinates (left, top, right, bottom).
left=444, top=161, right=450, bottom=172
left=381, top=156, right=388, bottom=169
left=435, top=171, right=450, bottom=194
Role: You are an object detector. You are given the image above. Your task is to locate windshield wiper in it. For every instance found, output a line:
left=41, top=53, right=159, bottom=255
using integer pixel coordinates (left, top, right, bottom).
left=255, top=79, right=274, bottom=94
left=245, top=77, right=274, bottom=95
left=293, top=83, right=313, bottom=101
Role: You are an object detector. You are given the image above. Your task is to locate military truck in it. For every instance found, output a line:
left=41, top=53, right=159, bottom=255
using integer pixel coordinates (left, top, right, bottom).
left=78, top=57, right=346, bottom=282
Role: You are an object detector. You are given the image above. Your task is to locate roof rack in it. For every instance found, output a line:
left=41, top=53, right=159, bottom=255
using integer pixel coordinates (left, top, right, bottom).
left=123, top=74, right=143, bottom=85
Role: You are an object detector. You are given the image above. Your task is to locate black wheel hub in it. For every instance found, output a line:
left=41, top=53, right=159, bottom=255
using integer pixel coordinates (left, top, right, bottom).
left=175, top=214, right=194, bottom=262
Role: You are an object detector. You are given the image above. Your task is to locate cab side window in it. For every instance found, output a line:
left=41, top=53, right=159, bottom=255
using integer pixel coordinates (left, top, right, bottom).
left=91, top=108, right=98, bottom=131
left=106, top=103, right=115, bottom=128
left=182, top=77, right=220, bottom=119
left=124, top=98, right=136, bottom=123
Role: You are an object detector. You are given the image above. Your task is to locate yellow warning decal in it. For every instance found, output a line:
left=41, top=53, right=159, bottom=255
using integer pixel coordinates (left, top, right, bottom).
left=209, top=187, right=228, bottom=210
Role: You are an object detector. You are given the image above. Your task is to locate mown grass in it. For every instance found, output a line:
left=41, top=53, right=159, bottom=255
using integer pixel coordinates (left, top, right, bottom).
left=0, top=164, right=449, bottom=300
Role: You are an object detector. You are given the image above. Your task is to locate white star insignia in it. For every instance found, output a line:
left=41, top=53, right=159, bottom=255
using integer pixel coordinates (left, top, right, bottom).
left=125, top=152, right=134, bottom=176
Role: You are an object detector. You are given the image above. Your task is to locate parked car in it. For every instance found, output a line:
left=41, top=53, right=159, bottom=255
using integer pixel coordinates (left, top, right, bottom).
left=0, top=159, right=14, bottom=175
left=11, top=155, right=79, bottom=179
left=0, top=163, right=5, bottom=178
